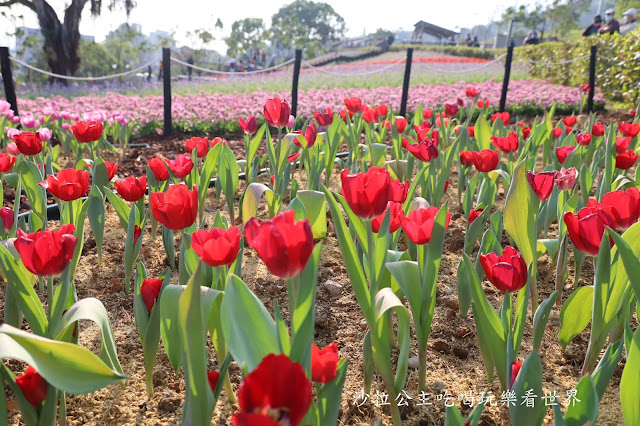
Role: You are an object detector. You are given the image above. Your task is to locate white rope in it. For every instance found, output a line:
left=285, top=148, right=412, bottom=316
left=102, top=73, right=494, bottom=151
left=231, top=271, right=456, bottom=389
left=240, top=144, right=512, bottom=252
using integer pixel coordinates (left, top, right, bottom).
left=414, top=53, right=508, bottom=74
left=301, top=58, right=405, bottom=76
left=513, top=54, right=591, bottom=66
left=9, top=56, right=156, bottom=81
left=170, top=57, right=295, bottom=75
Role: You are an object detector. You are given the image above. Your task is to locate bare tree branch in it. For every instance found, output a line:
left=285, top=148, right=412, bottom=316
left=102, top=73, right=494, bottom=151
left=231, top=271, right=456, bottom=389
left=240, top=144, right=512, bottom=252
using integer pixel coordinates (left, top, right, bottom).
left=0, top=0, right=36, bottom=12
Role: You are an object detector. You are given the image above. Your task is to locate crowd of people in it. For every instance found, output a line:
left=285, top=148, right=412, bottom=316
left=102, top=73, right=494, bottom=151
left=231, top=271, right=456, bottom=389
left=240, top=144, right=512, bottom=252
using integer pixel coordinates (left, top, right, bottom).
left=583, top=8, right=637, bottom=36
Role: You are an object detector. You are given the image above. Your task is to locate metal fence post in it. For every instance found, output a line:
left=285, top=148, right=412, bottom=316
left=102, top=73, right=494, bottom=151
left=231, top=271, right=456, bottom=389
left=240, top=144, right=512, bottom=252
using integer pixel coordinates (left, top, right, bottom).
left=291, top=49, right=302, bottom=117
left=499, top=43, right=514, bottom=113
left=399, top=48, right=413, bottom=117
left=0, top=46, right=19, bottom=117
left=587, top=45, right=597, bottom=114
left=163, top=47, right=172, bottom=136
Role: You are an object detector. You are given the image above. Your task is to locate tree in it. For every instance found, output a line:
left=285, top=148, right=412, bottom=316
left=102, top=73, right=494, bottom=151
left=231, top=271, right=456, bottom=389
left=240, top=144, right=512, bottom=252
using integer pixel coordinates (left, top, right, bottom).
left=500, top=0, right=592, bottom=38
left=225, top=18, right=267, bottom=58
left=270, top=0, right=345, bottom=53
left=76, top=39, right=117, bottom=77
left=104, top=23, right=150, bottom=72
left=0, top=0, right=135, bottom=80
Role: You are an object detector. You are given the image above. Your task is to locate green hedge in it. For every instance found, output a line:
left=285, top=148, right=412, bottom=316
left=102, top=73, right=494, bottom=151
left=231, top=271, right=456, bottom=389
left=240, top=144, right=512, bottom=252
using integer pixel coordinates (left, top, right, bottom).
left=514, top=30, right=640, bottom=107
left=390, top=44, right=504, bottom=60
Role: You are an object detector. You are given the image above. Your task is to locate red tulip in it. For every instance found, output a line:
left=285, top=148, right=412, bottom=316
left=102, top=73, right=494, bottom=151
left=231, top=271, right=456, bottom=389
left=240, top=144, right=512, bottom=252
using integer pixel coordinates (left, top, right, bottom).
left=385, top=116, right=407, bottom=133
left=238, top=115, right=258, bottom=135
left=491, top=131, right=519, bottom=154
left=435, top=114, right=449, bottom=127
left=576, top=133, right=592, bottom=146
left=563, top=207, right=615, bottom=255
left=479, top=246, right=528, bottom=293
left=150, top=184, right=198, bottom=230
left=371, top=202, right=405, bottom=233
left=344, top=97, right=362, bottom=114
left=207, top=371, right=219, bottom=392
left=304, top=123, right=317, bottom=148
left=287, top=152, right=302, bottom=162
left=551, top=128, right=563, bottom=139
left=562, top=116, right=577, bottom=128
left=472, top=149, right=499, bottom=172
left=210, top=137, right=228, bottom=148
left=191, top=226, right=241, bottom=267
left=114, top=176, right=147, bottom=202
left=467, top=126, right=475, bottom=138
left=133, top=225, right=142, bottom=246
left=148, top=157, right=170, bottom=181
left=468, top=208, right=484, bottom=225
left=465, top=87, right=479, bottom=98
left=313, top=108, right=333, bottom=126
left=459, top=150, right=474, bottom=167
left=362, top=109, right=377, bottom=124
left=414, top=121, right=433, bottom=141
left=616, top=137, right=632, bottom=154
left=403, top=137, right=438, bottom=162
left=616, top=149, right=639, bottom=170
left=340, top=167, right=392, bottom=219
left=70, top=121, right=103, bottom=143
left=0, top=206, right=13, bottom=230
left=0, top=152, right=15, bottom=173
left=169, top=153, right=194, bottom=178
left=526, top=171, right=557, bottom=201
left=185, top=137, right=209, bottom=158
left=444, top=103, right=459, bottom=118
left=244, top=210, right=313, bottom=279
left=311, top=342, right=339, bottom=383
left=491, top=112, right=510, bottom=125
left=477, top=100, right=489, bottom=108
left=619, top=123, right=640, bottom=138
left=104, top=160, right=118, bottom=181
left=140, top=278, right=163, bottom=313
left=556, top=145, right=576, bottom=164
left=522, top=127, right=531, bottom=139
left=339, top=109, right=353, bottom=123
left=592, top=123, right=605, bottom=136
left=401, top=206, right=451, bottom=245
left=231, top=353, right=312, bottom=426
left=263, top=97, right=291, bottom=128
left=555, top=167, right=578, bottom=191
left=13, top=131, right=42, bottom=156
left=591, top=187, right=640, bottom=230
left=510, top=361, right=523, bottom=389
left=630, top=110, right=637, bottom=118
left=423, top=109, right=433, bottom=119
left=15, top=366, right=47, bottom=407
left=444, top=179, right=450, bottom=193
left=374, top=104, right=389, bottom=119
left=389, top=179, right=409, bottom=203
left=14, top=224, right=77, bottom=276
left=39, top=169, right=89, bottom=201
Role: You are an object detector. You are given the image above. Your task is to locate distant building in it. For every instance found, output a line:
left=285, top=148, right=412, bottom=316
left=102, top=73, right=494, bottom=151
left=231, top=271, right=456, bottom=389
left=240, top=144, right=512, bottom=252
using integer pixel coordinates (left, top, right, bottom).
left=411, top=21, right=459, bottom=45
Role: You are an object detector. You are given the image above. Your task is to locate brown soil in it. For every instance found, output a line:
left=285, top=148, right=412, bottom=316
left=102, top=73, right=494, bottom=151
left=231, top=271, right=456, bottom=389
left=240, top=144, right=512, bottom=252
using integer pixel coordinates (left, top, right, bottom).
left=4, top=112, right=632, bottom=425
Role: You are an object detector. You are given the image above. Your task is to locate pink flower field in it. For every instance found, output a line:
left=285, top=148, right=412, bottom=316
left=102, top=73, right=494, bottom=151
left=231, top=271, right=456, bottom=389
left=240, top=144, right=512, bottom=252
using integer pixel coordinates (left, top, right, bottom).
left=15, top=79, right=604, bottom=130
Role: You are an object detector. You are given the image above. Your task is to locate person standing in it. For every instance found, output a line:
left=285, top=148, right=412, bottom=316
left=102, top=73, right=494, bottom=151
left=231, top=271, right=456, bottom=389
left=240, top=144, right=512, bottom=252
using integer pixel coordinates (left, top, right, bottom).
left=582, top=15, right=602, bottom=36
left=598, top=8, right=620, bottom=34
left=620, top=8, right=637, bottom=35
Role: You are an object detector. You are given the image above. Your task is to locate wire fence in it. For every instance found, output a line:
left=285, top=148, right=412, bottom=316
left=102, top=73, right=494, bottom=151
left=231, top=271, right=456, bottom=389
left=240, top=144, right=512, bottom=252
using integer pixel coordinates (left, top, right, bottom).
left=9, top=56, right=156, bottom=81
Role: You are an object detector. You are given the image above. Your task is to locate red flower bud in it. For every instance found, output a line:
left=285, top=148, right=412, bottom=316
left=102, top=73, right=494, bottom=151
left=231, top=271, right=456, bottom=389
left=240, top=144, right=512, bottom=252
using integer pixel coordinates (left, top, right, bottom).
left=576, top=133, right=592, bottom=146
left=465, top=87, right=479, bottom=98
left=563, top=207, right=615, bottom=255
left=562, top=116, right=577, bottom=128
left=39, top=169, right=89, bottom=201
left=592, top=123, right=605, bottom=137
left=150, top=184, right=198, bottom=230
left=551, top=128, right=563, bottom=139
left=207, top=371, right=219, bottom=392
left=401, top=206, right=451, bottom=245
left=510, top=361, right=523, bottom=389
left=555, top=145, right=576, bottom=165
left=264, top=98, right=291, bottom=128
left=479, top=246, right=528, bottom=293
left=311, top=342, right=339, bottom=383
left=616, top=149, right=639, bottom=170
left=468, top=208, right=484, bottom=225
left=15, top=366, right=47, bottom=407
left=169, top=153, right=194, bottom=178
left=148, top=157, right=170, bottom=181
left=371, top=202, right=405, bottom=233
left=114, top=176, right=147, bottom=202
left=526, top=171, right=557, bottom=201
left=472, top=149, right=499, bottom=172
left=140, top=278, right=163, bottom=313
left=491, top=131, right=519, bottom=154
left=185, top=137, right=209, bottom=158
left=0, top=206, right=14, bottom=230
left=491, top=112, right=510, bottom=125
left=238, top=115, right=258, bottom=135
left=555, top=167, right=578, bottom=191
left=13, top=131, right=43, bottom=156
left=616, top=137, right=632, bottom=155
left=244, top=210, right=313, bottom=279
left=0, top=153, right=16, bottom=173
left=460, top=150, right=474, bottom=167
left=344, top=97, right=362, bottom=114
left=340, top=167, right=392, bottom=219
left=313, top=108, right=333, bottom=126
left=191, top=226, right=241, bottom=267
left=619, top=123, right=640, bottom=138
left=104, top=160, right=118, bottom=181
left=15, top=224, right=77, bottom=276
left=70, top=121, right=103, bottom=143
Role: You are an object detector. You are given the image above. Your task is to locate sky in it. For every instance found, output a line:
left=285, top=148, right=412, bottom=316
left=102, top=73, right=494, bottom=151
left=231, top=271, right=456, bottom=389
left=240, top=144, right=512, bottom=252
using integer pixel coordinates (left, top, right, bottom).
left=0, top=0, right=533, bottom=53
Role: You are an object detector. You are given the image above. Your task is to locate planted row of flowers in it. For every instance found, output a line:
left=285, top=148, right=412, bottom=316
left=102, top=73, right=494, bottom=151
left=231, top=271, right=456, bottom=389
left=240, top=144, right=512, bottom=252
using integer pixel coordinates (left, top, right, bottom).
left=0, top=90, right=639, bottom=425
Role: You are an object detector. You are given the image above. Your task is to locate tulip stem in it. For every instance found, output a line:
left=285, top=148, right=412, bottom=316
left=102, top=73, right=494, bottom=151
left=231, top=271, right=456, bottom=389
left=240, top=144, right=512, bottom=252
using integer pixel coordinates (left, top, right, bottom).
left=59, top=391, right=67, bottom=426
left=223, top=371, right=236, bottom=404
left=418, top=341, right=427, bottom=393
left=365, top=221, right=378, bottom=296
left=47, top=276, right=54, bottom=320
